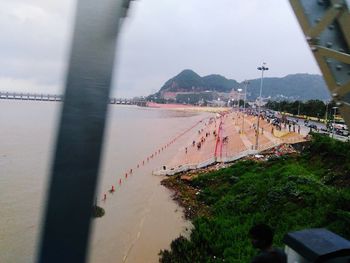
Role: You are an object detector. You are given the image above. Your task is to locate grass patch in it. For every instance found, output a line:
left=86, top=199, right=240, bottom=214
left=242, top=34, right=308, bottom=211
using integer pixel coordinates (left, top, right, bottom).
left=92, top=205, right=105, bottom=218
left=160, top=134, right=350, bottom=262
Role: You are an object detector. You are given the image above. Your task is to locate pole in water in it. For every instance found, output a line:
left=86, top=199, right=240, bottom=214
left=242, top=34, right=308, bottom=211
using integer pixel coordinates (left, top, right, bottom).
left=103, top=194, right=107, bottom=201
left=130, top=169, right=132, bottom=174
left=125, top=173, right=128, bottom=178
left=119, top=179, right=122, bottom=185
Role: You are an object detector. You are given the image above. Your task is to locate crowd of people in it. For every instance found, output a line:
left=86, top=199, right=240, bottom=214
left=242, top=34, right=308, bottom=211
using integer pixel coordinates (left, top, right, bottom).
left=187, top=117, right=220, bottom=153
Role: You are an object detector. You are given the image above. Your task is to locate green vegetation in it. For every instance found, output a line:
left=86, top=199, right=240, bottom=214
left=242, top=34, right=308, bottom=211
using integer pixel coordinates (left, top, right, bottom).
left=160, top=70, right=237, bottom=93
left=246, top=73, right=329, bottom=101
left=160, top=134, right=350, bottom=262
left=150, top=70, right=329, bottom=102
left=176, top=93, right=215, bottom=105
left=92, top=205, right=105, bottom=218
left=266, top=99, right=336, bottom=119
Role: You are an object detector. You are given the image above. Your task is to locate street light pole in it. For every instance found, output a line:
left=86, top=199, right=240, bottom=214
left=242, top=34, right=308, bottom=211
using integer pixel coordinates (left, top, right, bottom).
left=255, top=63, right=269, bottom=150
left=241, top=80, right=249, bottom=134
left=325, top=101, right=329, bottom=125
left=332, top=106, right=338, bottom=138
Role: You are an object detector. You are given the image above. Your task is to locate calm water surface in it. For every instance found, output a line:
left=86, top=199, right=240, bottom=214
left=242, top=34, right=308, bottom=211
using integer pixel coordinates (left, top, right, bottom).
left=0, top=100, right=208, bottom=263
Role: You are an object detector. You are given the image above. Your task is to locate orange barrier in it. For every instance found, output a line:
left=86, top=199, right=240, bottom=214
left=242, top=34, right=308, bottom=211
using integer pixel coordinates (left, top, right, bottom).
left=101, top=116, right=211, bottom=201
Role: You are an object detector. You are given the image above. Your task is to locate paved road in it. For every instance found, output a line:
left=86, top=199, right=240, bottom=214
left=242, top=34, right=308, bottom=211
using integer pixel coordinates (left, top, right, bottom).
left=286, top=116, right=349, bottom=142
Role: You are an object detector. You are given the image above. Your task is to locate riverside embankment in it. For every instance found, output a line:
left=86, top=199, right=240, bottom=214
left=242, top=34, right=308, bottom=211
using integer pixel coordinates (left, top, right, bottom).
left=155, top=110, right=306, bottom=177
left=159, top=134, right=350, bottom=263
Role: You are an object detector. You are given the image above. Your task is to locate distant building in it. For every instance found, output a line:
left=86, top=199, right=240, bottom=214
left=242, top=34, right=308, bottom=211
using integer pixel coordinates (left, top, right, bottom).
left=254, top=97, right=268, bottom=107
left=228, top=88, right=245, bottom=101
left=207, top=99, right=226, bottom=107
left=161, top=91, right=178, bottom=100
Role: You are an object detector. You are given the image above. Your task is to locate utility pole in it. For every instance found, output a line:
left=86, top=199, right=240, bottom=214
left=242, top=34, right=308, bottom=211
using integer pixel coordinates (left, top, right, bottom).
left=242, top=80, right=249, bottom=134
left=325, top=101, right=329, bottom=125
left=332, top=106, right=338, bottom=138
left=255, top=63, right=268, bottom=150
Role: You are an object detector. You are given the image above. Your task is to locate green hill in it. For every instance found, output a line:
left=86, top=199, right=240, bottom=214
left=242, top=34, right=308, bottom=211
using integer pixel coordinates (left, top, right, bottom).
left=158, top=69, right=239, bottom=93
left=246, top=73, right=330, bottom=101
left=153, top=70, right=330, bottom=101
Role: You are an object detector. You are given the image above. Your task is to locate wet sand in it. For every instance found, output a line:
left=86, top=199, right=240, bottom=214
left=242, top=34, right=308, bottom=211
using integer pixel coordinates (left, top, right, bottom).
left=147, top=102, right=230, bottom=113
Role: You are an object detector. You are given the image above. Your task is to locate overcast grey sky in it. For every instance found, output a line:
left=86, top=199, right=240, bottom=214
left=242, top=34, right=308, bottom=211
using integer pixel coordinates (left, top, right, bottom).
left=0, top=0, right=321, bottom=98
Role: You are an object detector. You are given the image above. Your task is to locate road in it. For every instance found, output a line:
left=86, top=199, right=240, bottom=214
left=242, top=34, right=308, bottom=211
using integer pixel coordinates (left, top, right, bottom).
left=286, top=116, right=349, bottom=142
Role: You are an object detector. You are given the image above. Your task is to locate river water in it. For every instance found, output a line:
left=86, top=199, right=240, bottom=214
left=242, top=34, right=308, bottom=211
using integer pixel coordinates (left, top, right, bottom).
left=0, top=100, right=207, bottom=263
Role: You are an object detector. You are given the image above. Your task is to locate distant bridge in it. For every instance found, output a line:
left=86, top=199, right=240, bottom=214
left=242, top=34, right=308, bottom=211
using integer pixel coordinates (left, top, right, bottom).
left=0, top=91, right=63, bottom=101
left=0, top=91, right=147, bottom=106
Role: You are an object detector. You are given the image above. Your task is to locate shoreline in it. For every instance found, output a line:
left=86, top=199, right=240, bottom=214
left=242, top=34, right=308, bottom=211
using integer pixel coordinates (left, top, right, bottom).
left=160, top=142, right=302, bottom=219
left=159, top=134, right=350, bottom=262
left=146, top=102, right=230, bottom=113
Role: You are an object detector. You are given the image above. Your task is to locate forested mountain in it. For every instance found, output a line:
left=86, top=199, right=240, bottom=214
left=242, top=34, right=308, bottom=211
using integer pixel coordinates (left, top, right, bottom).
left=245, top=73, right=330, bottom=101
left=159, top=69, right=238, bottom=93
left=153, top=69, right=330, bottom=101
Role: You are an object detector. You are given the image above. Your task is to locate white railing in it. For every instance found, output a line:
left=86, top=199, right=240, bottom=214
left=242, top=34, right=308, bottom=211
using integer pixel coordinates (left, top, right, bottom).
left=153, top=163, right=201, bottom=176
left=197, top=156, right=216, bottom=168
left=219, top=149, right=257, bottom=163
left=153, top=156, right=217, bottom=176
left=154, top=135, right=305, bottom=176
left=258, top=141, right=278, bottom=152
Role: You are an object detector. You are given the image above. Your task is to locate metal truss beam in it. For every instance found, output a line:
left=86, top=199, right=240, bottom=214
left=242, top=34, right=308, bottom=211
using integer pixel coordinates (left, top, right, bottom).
left=290, top=0, right=350, bottom=125
left=37, top=1, right=134, bottom=263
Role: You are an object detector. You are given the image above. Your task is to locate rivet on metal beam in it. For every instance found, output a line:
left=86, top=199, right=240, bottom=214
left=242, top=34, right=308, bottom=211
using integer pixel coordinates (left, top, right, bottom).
left=333, top=4, right=343, bottom=10
left=317, top=0, right=324, bottom=6
left=315, top=18, right=321, bottom=23
left=332, top=93, right=339, bottom=97
left=336, top=101, right=343, bottom=106
left=311, top=46, right=318, bottom=52
left=326, top=42, right=333, bottom=48
left=328, top=24, right=335, bottom=30
left=326, top=59, right=332, bottom=64
left=338, top=48, right=345, bottom=53
left=336, top=65, right=343, bottom=70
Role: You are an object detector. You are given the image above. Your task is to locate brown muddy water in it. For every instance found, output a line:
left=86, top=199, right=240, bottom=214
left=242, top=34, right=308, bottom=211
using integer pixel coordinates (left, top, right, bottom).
left=0, top=100, right=209, bottom=263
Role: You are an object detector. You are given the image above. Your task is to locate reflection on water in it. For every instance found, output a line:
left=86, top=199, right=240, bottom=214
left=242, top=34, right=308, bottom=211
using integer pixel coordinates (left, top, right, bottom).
left=0, top=101, right=207, bottom=263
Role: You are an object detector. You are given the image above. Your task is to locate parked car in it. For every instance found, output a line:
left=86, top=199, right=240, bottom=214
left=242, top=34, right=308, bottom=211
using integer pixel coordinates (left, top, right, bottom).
left=335, top=128, right=349, bottom=137
left=308, top=124, right=318, bottom=130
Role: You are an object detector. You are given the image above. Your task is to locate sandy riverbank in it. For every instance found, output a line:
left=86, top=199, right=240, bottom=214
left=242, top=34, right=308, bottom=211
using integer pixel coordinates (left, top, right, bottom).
left=146, top=102, right=230, bottom=113
left=156, top=111, right=307, bottom=177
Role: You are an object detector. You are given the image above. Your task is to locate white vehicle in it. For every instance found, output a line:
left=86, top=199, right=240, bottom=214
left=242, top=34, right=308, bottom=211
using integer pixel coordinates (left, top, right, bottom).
left=328, top=120, right=349, bottom=136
